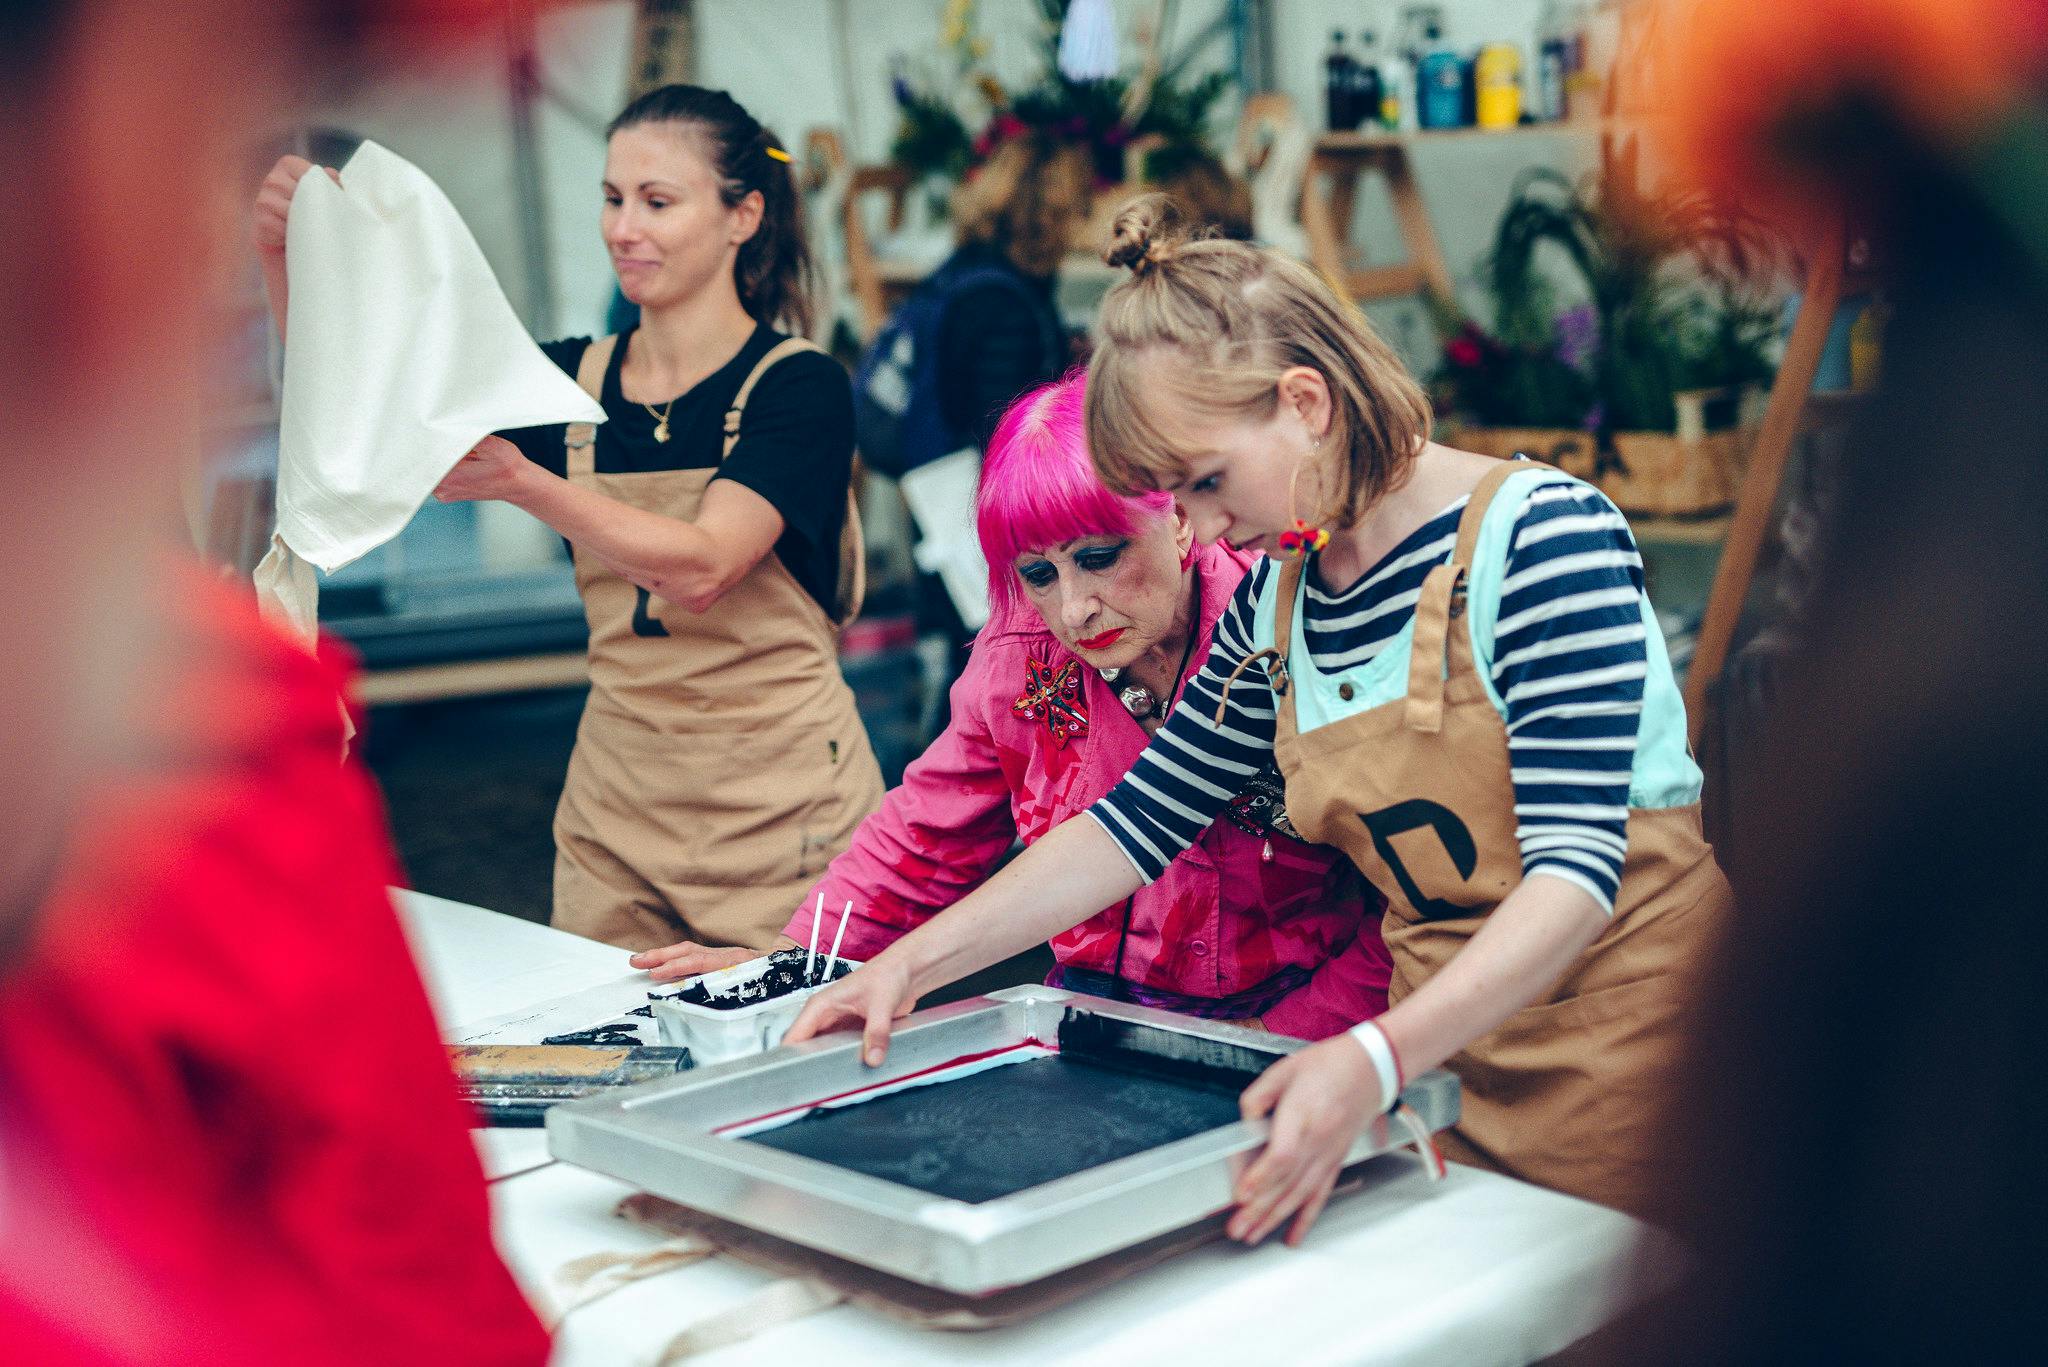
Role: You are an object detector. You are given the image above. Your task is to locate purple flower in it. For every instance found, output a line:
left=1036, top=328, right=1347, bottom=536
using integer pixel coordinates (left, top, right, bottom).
left=1581, top=400, right=1605, bottom=432
left=1556, top=303, right=1599, bottom=371
left=893, top=75, right=914, bottom=108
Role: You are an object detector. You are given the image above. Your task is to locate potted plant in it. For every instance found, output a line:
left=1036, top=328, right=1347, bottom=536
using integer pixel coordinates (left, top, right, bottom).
left=1439, top=136, right=1780, bottom=516
left=886, top=0, right=1238, bottom=217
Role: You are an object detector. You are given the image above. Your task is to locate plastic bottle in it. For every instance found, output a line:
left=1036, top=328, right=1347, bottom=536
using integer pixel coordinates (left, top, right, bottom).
left=1534, top=0, right=1570, bottom=121
left=1562, top=0, right=1599, bottom=121
left=1416, top=25, right=1463, bottom=130
left=1325, top=30, right=1358, bottom=131
left=1474, top=42, right=1522, bottom=128
left=1849, top=298, right=1888, bottom=391
left=1378, top=41, right=1406, bottom=129
left=1352, top=29, right=1386, bottom=135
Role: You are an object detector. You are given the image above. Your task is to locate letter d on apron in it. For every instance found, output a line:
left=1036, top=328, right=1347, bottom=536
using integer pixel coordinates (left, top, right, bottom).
left=551, top=336, right=884, bottom=952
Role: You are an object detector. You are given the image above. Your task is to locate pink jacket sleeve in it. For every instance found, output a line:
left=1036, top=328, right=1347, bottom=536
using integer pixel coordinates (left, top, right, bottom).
left=784, top=641, right=1019, bottom=962
left=1258, top=875, right=1394, bottom=1041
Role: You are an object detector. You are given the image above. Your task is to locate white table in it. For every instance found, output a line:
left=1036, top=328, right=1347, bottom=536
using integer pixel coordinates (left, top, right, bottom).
left=394, top=892, right=1668, bottom=1367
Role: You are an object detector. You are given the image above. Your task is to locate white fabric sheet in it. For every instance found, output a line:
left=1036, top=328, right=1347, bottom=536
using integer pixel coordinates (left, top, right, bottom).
left=492, top=1156, right=1670, bottom=1367
left=255, top=140, right=605, bottom=635
left=899, top=447, right=991, bottom=629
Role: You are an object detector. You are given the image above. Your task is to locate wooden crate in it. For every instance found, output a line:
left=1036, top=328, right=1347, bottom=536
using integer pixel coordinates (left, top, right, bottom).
left=1448, top=386, right=1762, bottom=518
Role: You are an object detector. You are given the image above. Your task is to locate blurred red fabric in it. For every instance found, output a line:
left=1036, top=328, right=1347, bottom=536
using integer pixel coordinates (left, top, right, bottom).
left=0, top=564, right=547, bottom=1366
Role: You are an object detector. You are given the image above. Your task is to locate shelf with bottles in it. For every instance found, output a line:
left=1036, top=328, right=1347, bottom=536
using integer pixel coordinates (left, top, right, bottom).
left=1312, top=117, right=1636, bottom=153
left=1320, top=0, right=1616, bottom=140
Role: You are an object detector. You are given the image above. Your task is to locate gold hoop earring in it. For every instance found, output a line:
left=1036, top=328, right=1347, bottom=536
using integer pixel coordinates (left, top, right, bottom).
left=1280, top=438, right=1331, bottom=558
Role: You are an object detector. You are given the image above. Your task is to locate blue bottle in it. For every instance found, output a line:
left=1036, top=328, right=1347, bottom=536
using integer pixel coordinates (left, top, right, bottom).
left=1416, top=26, right=1464, bottom=130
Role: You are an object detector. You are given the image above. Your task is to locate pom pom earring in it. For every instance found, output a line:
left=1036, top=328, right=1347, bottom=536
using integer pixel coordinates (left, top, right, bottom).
left=1277, top=519, right=1330, bottom=557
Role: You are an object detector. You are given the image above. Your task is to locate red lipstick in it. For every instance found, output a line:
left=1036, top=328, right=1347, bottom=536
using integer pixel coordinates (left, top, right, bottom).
left=1077, top=628, right=1126, bottom=650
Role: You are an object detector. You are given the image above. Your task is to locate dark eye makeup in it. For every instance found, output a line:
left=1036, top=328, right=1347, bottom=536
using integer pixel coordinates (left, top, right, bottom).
left=1074, top=542, right=1128, bottom=572
left=1017, top=540, right=1128, bottom=590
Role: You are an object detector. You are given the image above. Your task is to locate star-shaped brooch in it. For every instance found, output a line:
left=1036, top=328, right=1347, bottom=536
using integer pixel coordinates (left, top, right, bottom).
left=1011, top=657, right=1090, bottom=749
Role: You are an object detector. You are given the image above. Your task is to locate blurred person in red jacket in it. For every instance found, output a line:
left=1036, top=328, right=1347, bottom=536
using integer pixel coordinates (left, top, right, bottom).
left=0, top=2, right=547, bottom=1363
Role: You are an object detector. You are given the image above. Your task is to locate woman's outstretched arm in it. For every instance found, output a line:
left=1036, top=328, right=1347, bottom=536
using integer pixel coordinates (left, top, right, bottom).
left=783, top=814, right=1143, bottom=1063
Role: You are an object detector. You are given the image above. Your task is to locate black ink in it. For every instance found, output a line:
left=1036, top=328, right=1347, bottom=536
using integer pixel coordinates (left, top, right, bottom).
left=739, top=1054, right=1246, bottom=1204
left=670, top=947, right=853, bottom=1011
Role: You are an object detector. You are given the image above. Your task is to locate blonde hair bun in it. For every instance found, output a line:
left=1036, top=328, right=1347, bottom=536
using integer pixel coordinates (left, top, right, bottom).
left=1103, top=193, right=1190, bottom=273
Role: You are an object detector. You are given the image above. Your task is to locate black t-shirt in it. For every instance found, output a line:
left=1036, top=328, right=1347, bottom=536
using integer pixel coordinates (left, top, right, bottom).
left=501, top=325, right=855, bottom=615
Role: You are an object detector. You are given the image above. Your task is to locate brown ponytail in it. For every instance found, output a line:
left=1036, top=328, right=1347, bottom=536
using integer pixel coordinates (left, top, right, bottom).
left=608, top=84, right=816, bottom=336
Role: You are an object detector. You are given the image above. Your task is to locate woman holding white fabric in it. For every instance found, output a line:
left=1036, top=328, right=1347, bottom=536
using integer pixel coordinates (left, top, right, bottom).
left=254, top=85, right=882, bottom=953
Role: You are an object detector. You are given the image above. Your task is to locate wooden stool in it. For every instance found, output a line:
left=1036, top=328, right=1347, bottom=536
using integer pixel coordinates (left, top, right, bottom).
left=1300, top=132, right=1457, bottom=309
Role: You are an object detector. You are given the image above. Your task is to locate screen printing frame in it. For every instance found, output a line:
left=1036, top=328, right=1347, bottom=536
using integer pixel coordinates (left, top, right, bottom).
left=549, top=986, right=1460, bottom=1295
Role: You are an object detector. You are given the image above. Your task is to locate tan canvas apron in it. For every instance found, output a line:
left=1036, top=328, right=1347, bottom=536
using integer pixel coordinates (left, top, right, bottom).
left=1253, top=462, right=1729, bottom=1215
left=551, top=334, right=884, bottom=952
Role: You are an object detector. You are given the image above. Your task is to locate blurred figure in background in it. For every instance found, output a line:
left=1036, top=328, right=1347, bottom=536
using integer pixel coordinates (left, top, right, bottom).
left=855, top=129, right=1091, bottom=734
left=0, top=2, right=547, bottom=1362
left=852, top=128, right=1091, bottom=486
left=1634, top=2, right=2048, bottom=1360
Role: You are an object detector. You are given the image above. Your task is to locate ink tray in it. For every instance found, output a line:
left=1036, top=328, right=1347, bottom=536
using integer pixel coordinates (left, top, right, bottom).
left=648, top=948, right=861, bottom=1066
left=550, top=986, right=1460, bottom=1294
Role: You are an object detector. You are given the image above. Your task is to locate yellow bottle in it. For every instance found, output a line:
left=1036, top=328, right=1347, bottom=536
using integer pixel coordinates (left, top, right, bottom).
left=1475, top=43, right=1522, bottom=129
left=1849, top=297, right=1888, bottom=391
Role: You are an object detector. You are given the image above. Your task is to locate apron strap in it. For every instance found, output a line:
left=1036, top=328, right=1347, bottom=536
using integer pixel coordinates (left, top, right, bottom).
left=1452, top=460, right=1529, bottom=570
left=721, top=336, right=821, bottom=461
left=1405, top=460, right=1531, bottom=731
left=1213, top=556, right=1303, bottom=726
left=1405, top=564, right=1462, bottom=733
left=720, top=336, right=867, bottom=626
left=564, top=333, right=618, bottom=480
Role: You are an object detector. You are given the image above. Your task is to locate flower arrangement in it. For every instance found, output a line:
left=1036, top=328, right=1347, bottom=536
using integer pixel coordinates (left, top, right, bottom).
left=888, top=0, right=1234, bottom=202
left=1434, top=135, right=1779, bottom=438
left=1431, top=133, right=1784, bottom=514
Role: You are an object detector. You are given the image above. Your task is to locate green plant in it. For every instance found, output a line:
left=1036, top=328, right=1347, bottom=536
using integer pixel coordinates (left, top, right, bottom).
left=889, top=87, right=975, bottom=184
left=887, top=0, right=991, bottom=184
left=1429, top=314, right=1598, bottom=429
left=1482, top=135, right=1780, bottom=433
left=889, top=0, right=1235, bottom=194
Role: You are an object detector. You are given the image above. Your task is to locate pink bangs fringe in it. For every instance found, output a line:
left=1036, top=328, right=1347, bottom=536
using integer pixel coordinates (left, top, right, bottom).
left=976, top=372, right=1174, bottom=623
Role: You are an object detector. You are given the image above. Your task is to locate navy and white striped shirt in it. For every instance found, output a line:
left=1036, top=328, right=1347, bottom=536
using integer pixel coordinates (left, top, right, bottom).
left=1090, top=480, right=1648, bottom=913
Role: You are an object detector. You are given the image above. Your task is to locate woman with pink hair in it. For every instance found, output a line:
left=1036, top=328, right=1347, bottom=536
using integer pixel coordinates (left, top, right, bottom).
left=636, top=375, right=1387, bottom=1034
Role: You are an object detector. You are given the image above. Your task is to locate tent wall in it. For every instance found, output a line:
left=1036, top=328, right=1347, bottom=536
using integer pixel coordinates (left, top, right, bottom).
left=301, top=1, right=1589, bottom=354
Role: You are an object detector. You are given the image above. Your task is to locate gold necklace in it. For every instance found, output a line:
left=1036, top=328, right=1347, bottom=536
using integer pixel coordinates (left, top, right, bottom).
left=640, top=396, right=676, bottom=443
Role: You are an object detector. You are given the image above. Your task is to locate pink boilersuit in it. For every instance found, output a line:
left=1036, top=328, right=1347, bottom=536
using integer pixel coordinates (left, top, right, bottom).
left=785, top=542, right=1390, bottom=1039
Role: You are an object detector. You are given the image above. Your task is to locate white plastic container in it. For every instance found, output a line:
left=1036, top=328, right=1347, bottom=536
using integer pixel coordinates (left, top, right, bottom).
left=649, top=954, right=860, bottom=1066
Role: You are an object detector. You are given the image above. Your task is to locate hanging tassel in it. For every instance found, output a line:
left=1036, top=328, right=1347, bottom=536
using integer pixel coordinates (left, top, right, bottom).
left=1058, top=0, right=1120, bottom=82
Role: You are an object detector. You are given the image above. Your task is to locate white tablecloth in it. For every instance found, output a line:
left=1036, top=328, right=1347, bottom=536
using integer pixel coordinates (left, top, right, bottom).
left=395, top=892, right=1668, bottom=1367
left=395, top=889, right=634, bottom=1031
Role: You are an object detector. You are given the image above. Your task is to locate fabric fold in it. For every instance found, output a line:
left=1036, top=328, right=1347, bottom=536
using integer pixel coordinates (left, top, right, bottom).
left=257, top=139, right=605, bottom=632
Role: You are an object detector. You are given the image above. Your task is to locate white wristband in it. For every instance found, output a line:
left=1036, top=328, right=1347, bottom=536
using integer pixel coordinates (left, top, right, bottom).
left=1346, top=1020, right=1403, bottom=1115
